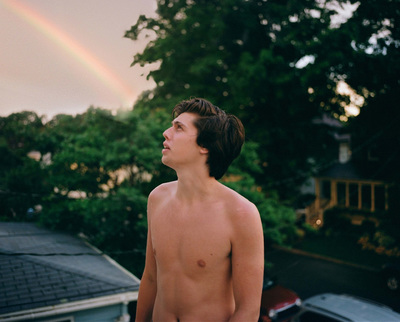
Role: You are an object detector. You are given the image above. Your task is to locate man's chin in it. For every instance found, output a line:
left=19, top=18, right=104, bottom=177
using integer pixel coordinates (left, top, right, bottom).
left=161, top=158, right=176, bottom=171
left=161, top=157, right=170, bottom=166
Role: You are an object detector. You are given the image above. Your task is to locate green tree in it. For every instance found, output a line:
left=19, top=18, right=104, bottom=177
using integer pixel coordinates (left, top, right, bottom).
left=36, top=107, right=173, bottom=275
left=125, top=0, right=356, bottom=201
left=342, top=0, right=400, bottom=251
left=0, top=112, right=49, bottom=220
left=343, top=0, right=400, bottom=184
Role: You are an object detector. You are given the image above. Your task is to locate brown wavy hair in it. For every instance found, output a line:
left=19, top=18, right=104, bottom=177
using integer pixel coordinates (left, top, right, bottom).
left=172, top=98, right=245, bottom=180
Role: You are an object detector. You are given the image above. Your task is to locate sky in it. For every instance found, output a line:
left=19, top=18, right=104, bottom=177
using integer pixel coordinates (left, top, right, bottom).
left=0, top=0, right=157, bottom=120
left=0, top=1, right=360, bottom=121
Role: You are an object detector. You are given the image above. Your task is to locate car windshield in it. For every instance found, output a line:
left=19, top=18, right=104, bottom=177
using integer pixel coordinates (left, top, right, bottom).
left=297, top=311, right=343, bottom=322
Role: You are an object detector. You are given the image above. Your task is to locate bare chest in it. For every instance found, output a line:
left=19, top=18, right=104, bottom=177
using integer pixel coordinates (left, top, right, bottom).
left=151, top=205, right=232, bottom=274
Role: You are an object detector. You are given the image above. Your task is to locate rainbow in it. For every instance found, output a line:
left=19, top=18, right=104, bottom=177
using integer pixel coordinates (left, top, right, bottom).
left=2, top=0, right=136, bottom=107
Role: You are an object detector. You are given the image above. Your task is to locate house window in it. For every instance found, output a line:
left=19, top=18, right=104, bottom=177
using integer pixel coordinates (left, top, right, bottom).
left=362, top=185, right=371, bottom=210
left=349, top=183, right=359, bottom=208
left=321, top=180, right=331, bottom=199
left=337, top=182, right=346, bottom=206
left=375, top=185, right=385, bottom=211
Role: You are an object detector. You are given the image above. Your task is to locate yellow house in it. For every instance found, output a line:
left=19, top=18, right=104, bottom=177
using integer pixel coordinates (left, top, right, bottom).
left=305, top=138, right=390, bottom=227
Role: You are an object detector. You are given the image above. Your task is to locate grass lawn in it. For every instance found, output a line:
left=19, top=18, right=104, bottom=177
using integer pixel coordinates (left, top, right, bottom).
left=293, top=232, right=392, bottom=270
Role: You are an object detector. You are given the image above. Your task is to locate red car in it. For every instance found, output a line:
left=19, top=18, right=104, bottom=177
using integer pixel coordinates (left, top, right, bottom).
left=259, top=275, right=302, bottom=322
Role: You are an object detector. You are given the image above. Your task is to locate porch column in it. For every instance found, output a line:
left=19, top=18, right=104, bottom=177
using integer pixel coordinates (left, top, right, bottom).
left=331, top=180, right=337, bottom=207
left=315, top=179, right=320, bottom=210
left=385, top=184, right=389, bottom=211
left=371, top=184, right=375, bottom=212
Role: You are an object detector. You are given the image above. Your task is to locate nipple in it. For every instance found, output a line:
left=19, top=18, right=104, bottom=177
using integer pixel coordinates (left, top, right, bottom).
left=197, top=259, right=206, bottom=268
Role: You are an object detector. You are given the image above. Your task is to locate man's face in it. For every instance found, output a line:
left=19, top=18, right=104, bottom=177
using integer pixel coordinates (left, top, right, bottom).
left=162, top=112, right=205, bottom=169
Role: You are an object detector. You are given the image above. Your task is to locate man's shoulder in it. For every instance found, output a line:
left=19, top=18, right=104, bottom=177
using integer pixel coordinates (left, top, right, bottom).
left=220, top=186, right=262, bottom=238
left=220, top=184, right=258, bottom=216
left=149, top=181, right=177, bottom=200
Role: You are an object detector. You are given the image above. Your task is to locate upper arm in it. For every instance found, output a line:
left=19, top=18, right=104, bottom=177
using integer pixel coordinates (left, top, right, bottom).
left=231, top=201, right=264, bottom=314
left=142, top=190, right=158, bottom=281
left=135, top=189, right=160, bottom=322
left=142, top=182, right=172, bottom=280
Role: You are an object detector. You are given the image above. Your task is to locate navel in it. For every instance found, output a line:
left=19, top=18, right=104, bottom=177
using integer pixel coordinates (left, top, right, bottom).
left=197, top=259, right=206, bottom=268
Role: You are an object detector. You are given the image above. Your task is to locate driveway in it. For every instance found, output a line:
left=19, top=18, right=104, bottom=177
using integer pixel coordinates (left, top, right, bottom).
left=265, top=246, right=400, bottom=313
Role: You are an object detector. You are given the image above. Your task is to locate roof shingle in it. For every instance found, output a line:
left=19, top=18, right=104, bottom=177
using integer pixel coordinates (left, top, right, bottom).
left=0, top=222, right=140, bottom=316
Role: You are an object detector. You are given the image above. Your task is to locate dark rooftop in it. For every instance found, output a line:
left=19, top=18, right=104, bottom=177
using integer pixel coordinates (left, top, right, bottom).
left=317, top=161, right=364, bottom=180
left=0, top=222, right=140, bottom=316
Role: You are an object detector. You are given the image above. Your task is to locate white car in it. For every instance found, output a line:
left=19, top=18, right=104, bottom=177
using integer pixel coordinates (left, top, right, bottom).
left=291, top=293, right=400, bottom=322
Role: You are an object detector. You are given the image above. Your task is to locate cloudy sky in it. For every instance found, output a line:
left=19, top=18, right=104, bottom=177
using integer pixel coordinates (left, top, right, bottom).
left=0, top=0, right=157, bottom=120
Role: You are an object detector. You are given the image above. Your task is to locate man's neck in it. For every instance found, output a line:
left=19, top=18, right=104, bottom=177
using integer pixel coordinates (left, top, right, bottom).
left=175, top=168, right=219, bottom=203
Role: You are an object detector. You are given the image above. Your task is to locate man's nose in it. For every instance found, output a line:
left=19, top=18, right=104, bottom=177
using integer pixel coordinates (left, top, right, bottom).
left=163, top=127, right=171, bottom=139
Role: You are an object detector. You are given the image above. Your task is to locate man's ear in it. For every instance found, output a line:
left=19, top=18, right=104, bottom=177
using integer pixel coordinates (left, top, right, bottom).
left=199, top=146, right=209, bottom=155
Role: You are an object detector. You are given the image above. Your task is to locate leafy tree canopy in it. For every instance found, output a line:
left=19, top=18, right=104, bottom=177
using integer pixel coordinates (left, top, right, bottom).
left=126, top=0, right=384, bottom=199
left=2, top=0, right=398, bottom=274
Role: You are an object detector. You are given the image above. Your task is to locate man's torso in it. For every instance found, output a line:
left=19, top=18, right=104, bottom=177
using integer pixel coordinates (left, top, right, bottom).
left=150, top=182, right=239, bottom=321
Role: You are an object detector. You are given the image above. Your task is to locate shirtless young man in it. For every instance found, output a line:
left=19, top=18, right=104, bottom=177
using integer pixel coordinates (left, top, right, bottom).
left=135, top=98, right=264, bottom=322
